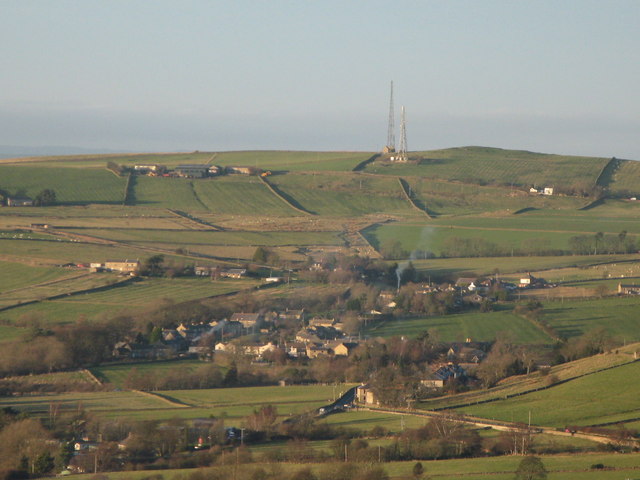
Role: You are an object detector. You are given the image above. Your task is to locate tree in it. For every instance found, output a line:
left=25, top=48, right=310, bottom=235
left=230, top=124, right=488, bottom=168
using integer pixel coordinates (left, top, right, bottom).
left=514, top=455, right=547, bottom=480
left=141, top=255, right=165, bottom=277
left=34, top=189, right=56, bottom=207
left=412, top=462, right=424, bottom=479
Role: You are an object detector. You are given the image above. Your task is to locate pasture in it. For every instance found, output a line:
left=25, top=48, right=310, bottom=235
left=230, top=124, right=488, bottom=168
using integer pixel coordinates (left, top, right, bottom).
left=0, top=165, right=126, bottom=204
left=455, top=360, right=640, bottom=427
left=91, top=359, right=211, bottom=387
left=541, top=295, right=640, bottom=341
left=267, top=173, right=418, bottom=216
left=0, top=384, right=352, bottom=421
left=0, top=259, right=74, bottom=292
left=364, top=146, right=608, bottom=190
left=420, top=344, right=639, bottom=411
left=365, top=309, right=554, bottom=344
left=212, top=150, right=372, bottom=172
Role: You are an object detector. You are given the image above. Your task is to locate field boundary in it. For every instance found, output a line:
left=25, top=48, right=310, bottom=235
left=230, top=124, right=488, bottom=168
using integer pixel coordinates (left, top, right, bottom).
left=398, top=177, right=433, bottom=218
left=131, top=389, right=191, bottom=408
left=352, top=153, right=380, bottom=172
left=123, top=172, right=135, bottom=205
left=427, top=357, right=639, bottom=414
left=258, top=176, right=313, bottom=215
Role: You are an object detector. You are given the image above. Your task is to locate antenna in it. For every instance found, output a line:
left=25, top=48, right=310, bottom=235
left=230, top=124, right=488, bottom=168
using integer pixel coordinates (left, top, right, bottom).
left=398, top=105, right=408, bottom=162
left=384, top=81, right=396, bottom=153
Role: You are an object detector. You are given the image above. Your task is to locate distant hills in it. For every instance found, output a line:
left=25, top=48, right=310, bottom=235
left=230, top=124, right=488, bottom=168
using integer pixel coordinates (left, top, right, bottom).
left=0, top=145, right=136, bottom=159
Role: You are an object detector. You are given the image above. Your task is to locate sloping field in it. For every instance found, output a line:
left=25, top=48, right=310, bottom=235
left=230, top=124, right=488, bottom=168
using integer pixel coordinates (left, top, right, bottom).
left=0, top=238, right=149, bottom=263
left=403, top=178, right=584, bottom=216
left=363, top=147, right=608, bottom=189
left=91, top=359, right=211, bottom=387
left=64, top=228, right=342, bottom=246
left=0, top=165, right=125, bottom=204
left=267, top=173, right=416, bottom=216
left=455, top=360, right=640, bottom=427
left=194, top=176, right=298, bottom=215
left=213, top=150, right=372, bottom=172
left=542, top=295, right=640, bottom=341
left=0, top=259, right=73, bottom=292
left=365, top=309, right=554, bottom=344
left=421, top=345, right=639, bottom=411
left=0, top=152, right=215, bottom=168
left=132, top=176, right=206, bottom=211
left=606, top=158, right=640, bottom=195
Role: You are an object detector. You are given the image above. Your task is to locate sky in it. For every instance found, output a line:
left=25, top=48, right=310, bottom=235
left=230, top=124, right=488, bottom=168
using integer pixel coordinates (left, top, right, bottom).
left=1, top=1, right=639, bottom=158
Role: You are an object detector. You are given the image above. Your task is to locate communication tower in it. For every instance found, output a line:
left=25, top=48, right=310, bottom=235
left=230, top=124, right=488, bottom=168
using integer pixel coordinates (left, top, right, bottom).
left=383, top=81, right=395, bottom=154
left=397, top=106, right=408, bottom=162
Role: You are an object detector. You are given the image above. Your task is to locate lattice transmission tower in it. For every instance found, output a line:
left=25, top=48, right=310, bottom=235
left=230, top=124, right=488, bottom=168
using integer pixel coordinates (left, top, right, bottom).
left=397, top=106, right=408, bottom=162
left=383, top=81, right=396, bottom=153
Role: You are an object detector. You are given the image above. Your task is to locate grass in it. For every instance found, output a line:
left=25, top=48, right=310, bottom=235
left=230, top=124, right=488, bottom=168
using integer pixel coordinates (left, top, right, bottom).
left=541, top=295, right=640, bottom=341
left=408, top=254, right=640, bottom=280
left=420, top=344, right=639, bottom=411
left=0, top=384, right=353, bottom=421
left=455, top=360, right=640, bottom=427
left=212, top=151, right=372, bottom=172
left=63, top=228, right=342, bottom=247
left=364, top=309, right=555, bottom=344
left=267, top=173, right=417, bottom=216
left=363, top=146, right=608, bottom=190
left=0, top=259, right=73, bottom=292
left=194, top=176, right=298, bottom=215
left=132, top=177, right=207, bottom=211
left=607, top=158, right=640, bottom=195
left=0, top=165, right=126, bottom=204
left=91, top=359, right=212, bottom=387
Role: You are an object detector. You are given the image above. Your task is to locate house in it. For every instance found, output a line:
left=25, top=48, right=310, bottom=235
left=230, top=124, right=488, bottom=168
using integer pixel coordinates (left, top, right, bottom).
left=194, top=265, right=212, bottom=276
left=230, top=312, right=262, bottom=329
left=308, top=317, right=336, bottom=328
left=543, top=187, right=554, bottom=196
left=175, top=164, right=210, bottom=178
left=420, top=373, right=445, bottom=389
left=134, top=164, right=165, bottom=175
left=306, top=344, right=331, bottom=358
left=618, top=283, right=640, bottom=295
left=105, top=259, right=140, bottom=273
left=355, top=384, right=378, bottom=406
left=455, top=277, right=478, bottom=290
left=447, top=342, right=488, bottom=363
left=331, top=341, right=359, bottom=356
left=529, top=187, right=540, bottom=194
left=208, top=165, right=222, bottom=176
left=279, top=309, right=304, bottom=322
left=6, top=197, right=33, bottom=207
left=221, top=268, right=247, bottom=279
left=287, top=342, right=307, bottom=358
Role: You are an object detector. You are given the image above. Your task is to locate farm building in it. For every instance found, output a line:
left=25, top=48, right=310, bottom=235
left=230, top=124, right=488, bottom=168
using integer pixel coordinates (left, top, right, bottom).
left=226, top=166, right=253, bottom=175
left=221, top=268, right=247, bottom=279
left=6, top=197, right=33, bottom=207
left=105, top=259, right=140, bottom=273
left=208, top=165, right=222, bottom=175
left=134, top=164, right=165, bottom=175
left=175, top=164, right=210, bottom=178
left=618, top=283, right=640, bottom=295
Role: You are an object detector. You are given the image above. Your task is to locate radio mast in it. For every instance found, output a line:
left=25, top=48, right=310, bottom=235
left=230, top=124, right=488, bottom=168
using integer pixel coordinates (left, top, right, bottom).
left=397, top=106, right=408, bottom=162
left=383, top=81, right=396, bottom=153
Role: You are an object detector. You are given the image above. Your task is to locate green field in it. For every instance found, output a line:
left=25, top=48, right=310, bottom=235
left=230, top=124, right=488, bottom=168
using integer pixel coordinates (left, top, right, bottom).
left=64, top=228, right=342, bottom=247
left=365, top=309, right=554, bottom=344
left=0, top=259, right=73, bottom=292
left=267, top=173, right=417, bottom=216
left=456, top=361, right=640, bottom=427
left=542, top=295, right=640, bottom=341
left=213, top=150, right=372, bottom=172
left=0, top=384, right=352, bottom=421
left=364, top=147, right=608, bottom=189
left=0, top=165, right=126, bottom=204
left=91, top=359, right=211, bottom=387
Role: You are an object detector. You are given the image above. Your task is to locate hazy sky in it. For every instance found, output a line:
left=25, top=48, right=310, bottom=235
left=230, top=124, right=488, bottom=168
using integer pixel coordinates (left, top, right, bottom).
left=1, top=1, right=639, bottom=158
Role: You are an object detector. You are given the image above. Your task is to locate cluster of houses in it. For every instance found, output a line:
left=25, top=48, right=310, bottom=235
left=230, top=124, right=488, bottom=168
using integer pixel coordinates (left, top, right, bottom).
left=133, top=163, right=260, bottom=179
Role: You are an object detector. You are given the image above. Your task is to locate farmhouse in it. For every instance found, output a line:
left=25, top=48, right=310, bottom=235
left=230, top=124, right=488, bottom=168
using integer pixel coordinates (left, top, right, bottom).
left=6, top=197, right=33, bottom=207
left=618, top=283, right=640, bottom=295
left=220, top=268, right=247, bottom=279
left=355, top=384, right=379, bottom=406
left=134, top=164, right=165, bottom=175
left=175, top=164, right=210, bottom=178
left=104, top=259, right=140, bottom=273
left=194, top=265, right=212, bottom=276
left=208, top=165, right=221, bottom=175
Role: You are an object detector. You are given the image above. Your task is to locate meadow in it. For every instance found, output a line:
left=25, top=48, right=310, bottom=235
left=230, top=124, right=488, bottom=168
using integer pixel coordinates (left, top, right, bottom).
left=0, top=384, right=353, bottom=421
left=364, top=309, right=554, bottom=344
left=363, top=147, right=608, bottom=189
left=0, top=165, right=126, bottom=204
left=267, top=173, right=418, bottom=216
left=0, top=259, right=75, bottom=292
left=91, top=359, right=211, bottom=387
left=455, top=360, right=640, bottom=427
